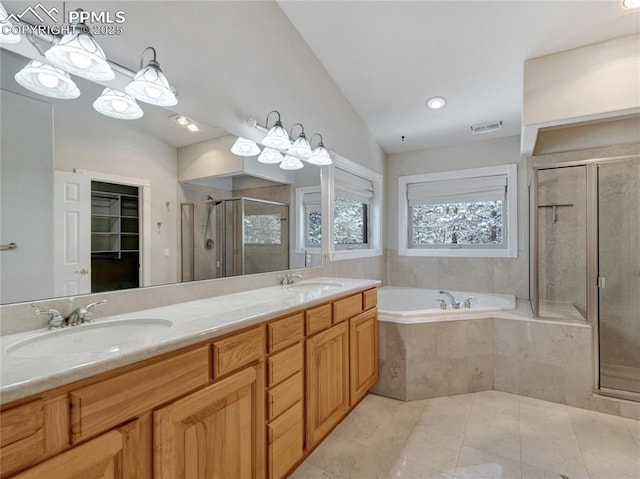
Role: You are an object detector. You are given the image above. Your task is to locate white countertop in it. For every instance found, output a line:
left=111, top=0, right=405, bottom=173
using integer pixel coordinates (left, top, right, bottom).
left=0, top=278, right=380, bottom=405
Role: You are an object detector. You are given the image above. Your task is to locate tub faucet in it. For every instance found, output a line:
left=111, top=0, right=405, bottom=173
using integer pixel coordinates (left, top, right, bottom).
left=439, top=290, right=461, bottom=309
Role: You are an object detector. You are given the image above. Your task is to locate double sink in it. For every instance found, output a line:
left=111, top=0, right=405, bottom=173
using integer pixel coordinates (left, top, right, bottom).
left=6, top=281, right=343, bottom=359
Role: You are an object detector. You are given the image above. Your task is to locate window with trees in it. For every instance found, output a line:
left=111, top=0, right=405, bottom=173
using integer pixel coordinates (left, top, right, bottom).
left=398, top=164, right=517, bottom=257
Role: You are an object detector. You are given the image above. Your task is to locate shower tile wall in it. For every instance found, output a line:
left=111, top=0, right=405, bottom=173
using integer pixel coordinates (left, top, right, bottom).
left=598, top=159, right=640, bottom=393
left=537, top=167, right=587, bottom=317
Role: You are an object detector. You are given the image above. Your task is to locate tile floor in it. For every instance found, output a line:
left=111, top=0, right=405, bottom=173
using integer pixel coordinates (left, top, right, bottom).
left=290, top=391, right=640, bottom=479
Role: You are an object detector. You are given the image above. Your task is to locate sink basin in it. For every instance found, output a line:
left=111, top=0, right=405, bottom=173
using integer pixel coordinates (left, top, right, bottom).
left=287, top=281, right=343, bottom=292
left=7, top=318, right=173, bottom=358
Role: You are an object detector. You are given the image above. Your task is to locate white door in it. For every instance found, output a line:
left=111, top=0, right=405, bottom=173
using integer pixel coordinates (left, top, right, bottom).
left=53, top=171, right=91, bottom=297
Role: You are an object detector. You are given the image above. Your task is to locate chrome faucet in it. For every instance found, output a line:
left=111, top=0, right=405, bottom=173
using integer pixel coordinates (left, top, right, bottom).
left=280, top=273, right=303, bottom=286
left=439, top=290, right=461, bottom=309
left=64, top=300, right=107, bottom=326
left=34, top=307, right=65, bottom=329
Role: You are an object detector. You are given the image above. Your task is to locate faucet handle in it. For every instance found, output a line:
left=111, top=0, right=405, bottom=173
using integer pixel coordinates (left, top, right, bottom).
left=464, top=297, right=477, bottom=309
left=33, top=307, right=64, bottom=329
left=83, top=300, right=106, bottom=323
left=436, top=299, right=448, bottom=310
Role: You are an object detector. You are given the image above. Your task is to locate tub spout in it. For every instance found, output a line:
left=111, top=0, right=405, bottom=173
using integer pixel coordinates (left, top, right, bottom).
left=439, top=290, right=461, bottom=309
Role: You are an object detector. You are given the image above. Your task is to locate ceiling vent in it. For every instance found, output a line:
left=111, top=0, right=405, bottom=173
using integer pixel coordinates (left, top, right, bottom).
left=470, top=120, right=502, bottom=135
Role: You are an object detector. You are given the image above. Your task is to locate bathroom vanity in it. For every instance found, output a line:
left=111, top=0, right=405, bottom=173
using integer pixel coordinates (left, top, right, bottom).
left=0, top=280, right=379, bottom=479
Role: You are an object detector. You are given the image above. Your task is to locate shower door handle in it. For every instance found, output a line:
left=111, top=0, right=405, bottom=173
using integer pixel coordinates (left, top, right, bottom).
left=597, top=276, right=606, bottom=289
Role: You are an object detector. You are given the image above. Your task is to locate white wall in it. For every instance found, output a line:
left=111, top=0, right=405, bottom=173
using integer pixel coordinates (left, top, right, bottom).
left=53, top=103, right=179, bottom=287
left=385, top=136, right=529, bottom=298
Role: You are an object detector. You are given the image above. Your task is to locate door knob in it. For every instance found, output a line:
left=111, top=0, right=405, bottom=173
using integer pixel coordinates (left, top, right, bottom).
left=76, top=268, right=89, bottom=275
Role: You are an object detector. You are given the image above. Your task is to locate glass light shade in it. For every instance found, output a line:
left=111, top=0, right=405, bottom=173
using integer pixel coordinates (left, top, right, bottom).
left=125, top=61, right=177, bottom=107
left=230, top=137, right=260, bottom=156
left=307, top=144, right=333, bottom=165
left=257, top=148, right=284, bottom=164
left=93, top=88, right=143, bottom=120
left=280, top=155, right=304, bottom=171
left=623, top=0, right=640, bottom=8
left=0, top=4, right=20, bottom=44
left=262, top=121, right=291, bottom=150
left=288, top=133, right=312, bottom=157
left=15, top=61, right=80, bottom=99
left=45, top=29, right=114, bottom=81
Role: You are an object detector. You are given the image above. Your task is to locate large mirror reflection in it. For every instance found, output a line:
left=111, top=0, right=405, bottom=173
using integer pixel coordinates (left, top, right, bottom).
left=0, top=44, right=322, bottom=305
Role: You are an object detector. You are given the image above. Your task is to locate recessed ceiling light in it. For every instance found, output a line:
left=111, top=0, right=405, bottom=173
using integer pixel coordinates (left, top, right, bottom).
left=426, top=97, right=447, bottom=110
left=623, top=0, right=640, bottom=9
left=169, top=113, right=202, bottom=133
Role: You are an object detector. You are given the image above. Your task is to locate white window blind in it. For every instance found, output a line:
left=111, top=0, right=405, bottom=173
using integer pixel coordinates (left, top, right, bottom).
left=303, top=191, right=322, bottom=211
left=407, top=174, right=507, bottom=206
left=335, top=168, right=374, bottom=203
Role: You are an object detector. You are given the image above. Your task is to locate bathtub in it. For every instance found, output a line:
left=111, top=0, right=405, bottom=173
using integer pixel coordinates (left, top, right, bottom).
left=377, top=286, right=516, bottom=323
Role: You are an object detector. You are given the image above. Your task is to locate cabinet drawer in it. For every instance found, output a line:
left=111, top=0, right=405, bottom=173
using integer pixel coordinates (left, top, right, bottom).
left=267, top=313, right=303, bottom=353
left=213, top=325, right=264, bottom=378
left=305, top=304, right=332, bottom=336
left=267, top=342, right=303, bottom=387
left=268, top=371, right=303, bottom=421
left=363, top=288, right=377, bottom=310
left=333, top=293, right=363, bottom=324
left=70, top=347, right=209, bottom=444
left=0, top=400, right=45, bottom=477
left=268, top=402, right=303, bottom=479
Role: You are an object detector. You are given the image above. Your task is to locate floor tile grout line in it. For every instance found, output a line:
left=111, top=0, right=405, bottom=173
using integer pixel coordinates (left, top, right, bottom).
left=452, top=391, right=476, bottom=475
left=567, top=402, right=597, bottom=479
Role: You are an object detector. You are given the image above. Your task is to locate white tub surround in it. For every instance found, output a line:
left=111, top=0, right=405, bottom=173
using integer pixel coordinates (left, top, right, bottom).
left=0, top=278, right=379, bottom=405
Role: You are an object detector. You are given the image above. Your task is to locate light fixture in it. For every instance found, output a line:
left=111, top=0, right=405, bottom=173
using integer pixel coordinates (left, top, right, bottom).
left=623, top=0, right=640, bottom=8
left=169, top=114, right=202, bottom=133
left=126, top=47, right=177, bottom=106
left=0, top=3, right=20, bottom=44
left=257, top=148, right=284, bottom=164
left=231, top=137, right=260, bottom=156
left=93, top=88, right=143, bottom=120
left=262, top=111, right=291, bottom=150
left=426, top=97, right=447, bottom=110
left=307, top=134, right=332, bottom=166
left=287, top=123, right=312, bottom=157
left=44, top=10, right=114, bottom=81
left=14, top=60, right=80, bottom=99
left=280, top=155, right=304, bottom=171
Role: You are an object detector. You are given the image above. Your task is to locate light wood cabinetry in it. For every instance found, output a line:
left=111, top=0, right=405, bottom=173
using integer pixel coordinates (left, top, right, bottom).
left=10, top=419, right=147, bottom=479
left=305, top=321, right=350, bottom=448
left=350, top=309, right=379, bottom=405
left=154, top=363, right=265, bottom=479
left=1, top=287, right=379, bottom=479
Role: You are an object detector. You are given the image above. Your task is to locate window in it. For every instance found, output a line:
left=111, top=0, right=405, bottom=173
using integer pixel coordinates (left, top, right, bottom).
left=398, top=164, right=517, bottom=257
left=295, top=187, right=322, bottom=253
left=327, top=155, right=382, bottom=260
left=244, top=214, right=282, bottom=244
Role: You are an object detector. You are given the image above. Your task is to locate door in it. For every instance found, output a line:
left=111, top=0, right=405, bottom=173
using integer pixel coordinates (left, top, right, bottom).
left=10, top=420, right=146, bottom=479
left=154, top=364, right=265, bottom=479
left=53, top=171, right=91, bottom=297
left=0, top=90, right=54, bottom=304
left=350, top=309, right=379, bottom=405
left=598, top=159, right=640, bottom=395
left=305, top=321, right=349, bottom=448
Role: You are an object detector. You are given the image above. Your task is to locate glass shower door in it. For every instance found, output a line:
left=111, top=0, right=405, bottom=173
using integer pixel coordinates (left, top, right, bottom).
left=598, top=159, right=640, bottom=395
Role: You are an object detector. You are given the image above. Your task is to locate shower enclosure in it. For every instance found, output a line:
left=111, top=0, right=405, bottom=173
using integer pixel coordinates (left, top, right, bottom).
left=530, top=155, right=640, bottom=400
left=181, top=197, right=289, bottom=281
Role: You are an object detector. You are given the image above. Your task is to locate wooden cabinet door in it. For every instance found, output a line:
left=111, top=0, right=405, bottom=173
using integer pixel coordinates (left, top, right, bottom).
left=305, top=321, right=349, bottom=448
left=350, top=309, right=379, bottom=405
left=10, top=419, right=146, bottom=479
left=154, top=363, right=265, bottom=479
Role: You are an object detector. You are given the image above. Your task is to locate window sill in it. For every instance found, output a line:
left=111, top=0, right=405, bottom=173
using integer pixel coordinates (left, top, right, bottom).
left=398, top=247, right=517, bottom=258
left=330, top=248, right=383, bottom=262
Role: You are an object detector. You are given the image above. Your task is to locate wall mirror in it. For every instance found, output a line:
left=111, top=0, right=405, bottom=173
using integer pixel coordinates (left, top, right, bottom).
left=0, top=45, right=323, bottom=305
